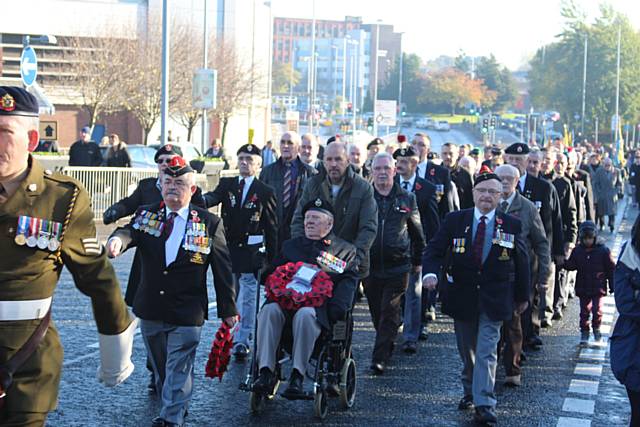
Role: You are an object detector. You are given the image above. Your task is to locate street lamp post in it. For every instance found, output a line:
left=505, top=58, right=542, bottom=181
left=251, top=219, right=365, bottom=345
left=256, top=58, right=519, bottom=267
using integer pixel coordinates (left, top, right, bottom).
left=201, top=0, right=209, bottom=154
left=160, top=0, right=170, bottom=145
left=397, top=33, right=404, bottom=134
left=372, top=20, right=381, bottom=137
left=309, top=0, right=316, bottom=135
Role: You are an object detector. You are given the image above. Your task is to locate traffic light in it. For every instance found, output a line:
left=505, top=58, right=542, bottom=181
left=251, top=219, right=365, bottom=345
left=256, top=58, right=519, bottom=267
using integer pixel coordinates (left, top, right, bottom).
left=347, top=102, right=353, bottom=113
left=482, top=118, right=489, bottom=134
left=367, top=117, right=374, bottom=129
left=489, top=116, right=496, bottom=129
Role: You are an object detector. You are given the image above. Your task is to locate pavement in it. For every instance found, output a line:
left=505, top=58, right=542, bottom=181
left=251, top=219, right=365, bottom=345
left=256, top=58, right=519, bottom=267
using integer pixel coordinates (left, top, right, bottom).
left=45, top=201, right=636, bottom=426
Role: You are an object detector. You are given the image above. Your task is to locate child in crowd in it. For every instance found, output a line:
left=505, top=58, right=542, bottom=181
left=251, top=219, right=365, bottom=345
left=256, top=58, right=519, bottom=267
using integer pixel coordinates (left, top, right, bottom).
left=563, top=221, right=615, bottom=344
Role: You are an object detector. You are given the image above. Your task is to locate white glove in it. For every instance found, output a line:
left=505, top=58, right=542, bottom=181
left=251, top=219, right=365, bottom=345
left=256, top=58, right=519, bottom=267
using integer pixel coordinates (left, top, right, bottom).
left=97, top=315, right=138, bottom=387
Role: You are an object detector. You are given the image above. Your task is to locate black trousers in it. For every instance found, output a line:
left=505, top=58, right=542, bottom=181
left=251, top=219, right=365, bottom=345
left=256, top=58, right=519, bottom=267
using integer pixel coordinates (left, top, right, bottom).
left=628, top=387, right=640, bottom=427
left=364, top=273, right=409, bottom=363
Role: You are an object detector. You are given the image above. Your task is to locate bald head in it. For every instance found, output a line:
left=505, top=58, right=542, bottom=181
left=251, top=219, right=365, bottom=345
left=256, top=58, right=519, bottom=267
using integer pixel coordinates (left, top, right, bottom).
left=323, top=141, right=349, bottom=184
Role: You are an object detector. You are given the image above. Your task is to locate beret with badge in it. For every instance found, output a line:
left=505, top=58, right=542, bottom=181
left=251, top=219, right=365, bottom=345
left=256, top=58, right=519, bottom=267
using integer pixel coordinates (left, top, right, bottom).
left=367, top=138, right=384, bottom=150
left=164, top=156, right=194, bottom=177
left=302, top=197, right=335, bottom=218
left=237, top=143, right=261, bottom=156
left=504, top=142, right=530, bottom=155
left=154, top=144, right=183, bottom=162
left=0, top=86, right=39, bottom=117
left=474, top=164, right=502, bottom=186
left=392, top=146, right=417, bottom=159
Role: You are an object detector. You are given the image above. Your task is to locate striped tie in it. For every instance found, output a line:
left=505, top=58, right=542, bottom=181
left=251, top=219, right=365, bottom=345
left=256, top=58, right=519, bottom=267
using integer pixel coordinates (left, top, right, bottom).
left=283, top=163, right=292, bottom=208
left=163, top=212, right=177, bottom=238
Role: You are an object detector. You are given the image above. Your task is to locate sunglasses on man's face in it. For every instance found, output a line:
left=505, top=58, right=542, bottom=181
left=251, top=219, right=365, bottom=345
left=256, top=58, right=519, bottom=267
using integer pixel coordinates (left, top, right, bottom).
left=156, top=158, right=173, bottom=164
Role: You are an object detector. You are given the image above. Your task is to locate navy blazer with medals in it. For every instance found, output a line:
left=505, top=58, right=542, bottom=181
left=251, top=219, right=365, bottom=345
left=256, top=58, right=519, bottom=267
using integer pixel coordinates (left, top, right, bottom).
left=110, top=202, right=238, bottom=326
left=422, top=161, right=458, bottom=218
left=396, top=175, right=440, bottom=242
left=422, top=208, right=530, bottom=322
left=521, top=173, right=564, bottom=256
left=204, top=176, right=278, bottom=273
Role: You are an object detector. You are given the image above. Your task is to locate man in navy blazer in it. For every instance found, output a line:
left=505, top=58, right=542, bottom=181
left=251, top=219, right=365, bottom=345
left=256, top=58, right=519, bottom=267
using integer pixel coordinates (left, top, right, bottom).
left=422, top=167, right=530, bottom=425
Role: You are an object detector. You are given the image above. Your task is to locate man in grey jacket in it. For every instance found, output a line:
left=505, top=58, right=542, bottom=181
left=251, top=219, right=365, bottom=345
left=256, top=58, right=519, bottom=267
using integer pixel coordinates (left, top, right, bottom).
left=291, top=141, right=378, bottom=278
left=495, top=164, right=551, bottom=387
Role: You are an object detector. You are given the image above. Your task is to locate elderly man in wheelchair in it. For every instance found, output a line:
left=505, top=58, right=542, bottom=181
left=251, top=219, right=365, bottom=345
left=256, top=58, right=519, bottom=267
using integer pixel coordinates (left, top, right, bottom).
left=252, top=198, right=359, bottom=400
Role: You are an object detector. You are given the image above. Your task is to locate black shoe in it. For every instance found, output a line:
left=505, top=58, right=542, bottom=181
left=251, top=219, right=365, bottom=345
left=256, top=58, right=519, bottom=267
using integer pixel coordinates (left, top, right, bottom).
left=458, top=395, right=474, bottom=410
left=527, top=336, right=543, bottom=348
left=282, top=369, right=305, bottom=399
left=253, top=367, right=276, bottom=395
left=370, top=361, right=385, bottom=375
left=151, top=417, right=166, bottom=427
left=474, top=406, right=498, bottom=424
left=418, top=326, right=429, bottom=341
left=610, top=225, right=615, bottom=233
left=552, top=310, right=563, bottom=320
left=402, top=341, right=417, bottom=354
left=541, top=319, right=553, bottom=328
left=233, top=343, right=250, bottom=360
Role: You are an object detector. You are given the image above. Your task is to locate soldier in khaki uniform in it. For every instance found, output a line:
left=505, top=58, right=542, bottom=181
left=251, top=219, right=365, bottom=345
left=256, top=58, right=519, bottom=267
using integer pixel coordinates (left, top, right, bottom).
left=0, top=86, right=136, bottom=427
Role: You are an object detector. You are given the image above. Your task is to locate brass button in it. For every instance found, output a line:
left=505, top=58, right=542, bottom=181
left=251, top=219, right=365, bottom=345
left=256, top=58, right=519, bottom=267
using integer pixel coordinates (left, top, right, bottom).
left=163, top=271, right=168, bottom=275
left=159, top=290, right=165, bottom=295
left=8, top=227, right=14, bottom=233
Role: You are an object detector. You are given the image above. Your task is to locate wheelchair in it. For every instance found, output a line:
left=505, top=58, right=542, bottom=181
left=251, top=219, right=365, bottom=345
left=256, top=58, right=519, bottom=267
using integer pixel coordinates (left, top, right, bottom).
left=239, top=304, right=357, bottom=420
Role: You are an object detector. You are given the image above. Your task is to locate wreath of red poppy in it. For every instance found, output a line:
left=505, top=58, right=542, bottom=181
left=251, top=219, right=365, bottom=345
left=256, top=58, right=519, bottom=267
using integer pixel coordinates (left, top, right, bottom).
left=265, top=261, right=334, bottom=311
left=205, top=320, right=236, bottom=381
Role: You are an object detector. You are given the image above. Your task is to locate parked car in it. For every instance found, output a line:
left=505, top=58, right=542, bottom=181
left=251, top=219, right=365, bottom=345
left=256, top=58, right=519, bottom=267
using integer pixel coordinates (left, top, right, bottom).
left=127, top=145, right=159, bottom=169
left=435, top=120, right=451, bottom=131
left=147, top=143, right=202, bottom=162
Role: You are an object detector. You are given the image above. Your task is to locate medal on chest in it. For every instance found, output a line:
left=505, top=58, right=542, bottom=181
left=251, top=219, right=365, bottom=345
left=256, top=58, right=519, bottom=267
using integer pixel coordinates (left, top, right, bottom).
left=132, top=210, right=164, bottom=237
left=184, top=210, right=211, bottom=255
left=316, top=251, right=347, bottom=274
left=14, top=215, right=63, bottom=252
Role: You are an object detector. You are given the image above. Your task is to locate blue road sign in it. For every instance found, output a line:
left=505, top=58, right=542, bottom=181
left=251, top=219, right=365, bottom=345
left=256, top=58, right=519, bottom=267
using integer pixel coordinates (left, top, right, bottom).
left=20, top=47, right=38, bottom=87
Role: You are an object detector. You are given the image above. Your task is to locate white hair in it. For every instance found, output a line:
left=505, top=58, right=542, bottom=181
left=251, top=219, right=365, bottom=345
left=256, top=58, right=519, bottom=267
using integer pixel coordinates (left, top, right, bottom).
left=495, top=163, right=520, bottom=178
left=282, top=130, right=301, bottom=145
left=372, top=151, right=395, bottom=167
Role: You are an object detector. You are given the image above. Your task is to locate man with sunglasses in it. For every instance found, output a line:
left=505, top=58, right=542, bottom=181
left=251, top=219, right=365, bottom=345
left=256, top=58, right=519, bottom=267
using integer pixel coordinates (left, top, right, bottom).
left=102, top=144, right=206, bottom=393
left=259, top=131, right=316, bottom=251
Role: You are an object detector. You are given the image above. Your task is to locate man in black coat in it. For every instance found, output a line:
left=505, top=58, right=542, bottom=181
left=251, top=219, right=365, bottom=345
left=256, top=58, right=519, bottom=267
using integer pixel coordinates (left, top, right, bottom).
left=203, top=144, right=278, bottom=359
left=504, top=143, right=564, bottom=328
left=365, top=152, right=425, bottom=373
left=68, top=126, right=103, bottom=166
left=253, top=198, right=359, bottom=398
left=442, top=142, right=474, bottom=209
left=394, top=146, right=440, bottom=347
left=628, top=150, right=640, bottom=206
left=259, top=131, right=316, bottom=251
left=103, top=144, right=205, bottom=305
left=566, top=150, right=595, bottom=224
left=422, top=170, right=530, bottom=425
left=412, top=132, right=458, bottom=217
left=106, top=157, right=238, bottom=427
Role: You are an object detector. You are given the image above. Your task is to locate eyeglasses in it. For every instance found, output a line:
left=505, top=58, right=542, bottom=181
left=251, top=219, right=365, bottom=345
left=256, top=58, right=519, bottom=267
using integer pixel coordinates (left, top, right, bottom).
left=473, top=188, right=501, bottom=195
left=156, top=158, right=173, bottom=164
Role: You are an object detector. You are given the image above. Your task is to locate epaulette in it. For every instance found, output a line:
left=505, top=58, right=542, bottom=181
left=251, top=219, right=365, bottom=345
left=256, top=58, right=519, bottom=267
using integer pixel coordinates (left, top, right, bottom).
left=42, top=169, right=79, bottom=187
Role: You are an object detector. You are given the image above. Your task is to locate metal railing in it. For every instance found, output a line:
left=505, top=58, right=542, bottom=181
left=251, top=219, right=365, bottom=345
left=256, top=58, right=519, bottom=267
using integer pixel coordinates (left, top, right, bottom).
left=61, top=167, right=209, bottom=219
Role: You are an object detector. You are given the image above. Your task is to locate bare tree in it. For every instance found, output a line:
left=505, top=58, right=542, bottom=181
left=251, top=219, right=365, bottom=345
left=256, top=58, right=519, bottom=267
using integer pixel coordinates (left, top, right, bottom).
left=209, top=38, right=265, bottom=146
left=58, top=35, right=131, bottom=128
left=172, top=32, right=204, bottom=144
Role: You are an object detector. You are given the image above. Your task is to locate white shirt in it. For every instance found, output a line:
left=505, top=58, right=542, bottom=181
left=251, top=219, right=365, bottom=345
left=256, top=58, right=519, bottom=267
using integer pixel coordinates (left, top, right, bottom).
left=400, top=174, right=417, bottom=191
left=519, top=172, right=527, bottom=193
left=165, top=206, right=189, bottom=266
left=238, top=175, right=255, bottom=205
left=417, top=161, right=429, bottom=179
left=474, top=207, right=496, bottom=224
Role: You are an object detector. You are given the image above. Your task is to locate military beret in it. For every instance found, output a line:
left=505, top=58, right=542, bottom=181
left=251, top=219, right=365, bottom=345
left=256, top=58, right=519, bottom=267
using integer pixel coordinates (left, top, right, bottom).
left=470, top=148, right=481, bottom=156
left=367, top=138, right=384, bottom=150
left=154, top=144, right=183, bottom=162
left=164, top=155, right=193, bottom=177
left=474, top=165, right=501, bottom=186
left=326, top=135, right=337, bottom=145
left=504, top=142, right=530, bottom=155
left=0, top=86, right=39, bottom=117
left=302, top=197, right=335, bottom=218
left=392, top=146, right=417, bottom=159
left=397, top=134, right=407, bottom=143
left=237, top=143, right=261, bottom=156
left=491, top=147, right=503, bottom=156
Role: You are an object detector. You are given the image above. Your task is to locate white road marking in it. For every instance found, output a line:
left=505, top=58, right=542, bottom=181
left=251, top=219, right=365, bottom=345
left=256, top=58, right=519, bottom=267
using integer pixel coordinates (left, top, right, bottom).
left=569, top=379, right=599, bottom=395
left=601, top=313, right=614, bottom=323
left=574, top=363, right=603, bottom=377
left=562, top=398, right=595, bottom=415
left=578, top=349, right=606, bottom=362
left=557, top=416, right=592, bottom=427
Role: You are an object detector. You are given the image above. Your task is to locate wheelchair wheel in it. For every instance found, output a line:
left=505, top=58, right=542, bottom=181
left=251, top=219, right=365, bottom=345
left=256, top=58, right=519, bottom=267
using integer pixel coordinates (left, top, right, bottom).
left=339, top=357, right=356, bottom=409
left=313, top=388, right=329, bottom=419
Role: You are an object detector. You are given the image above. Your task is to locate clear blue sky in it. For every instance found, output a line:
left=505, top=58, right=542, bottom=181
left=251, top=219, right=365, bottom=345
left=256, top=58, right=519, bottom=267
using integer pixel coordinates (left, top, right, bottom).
left=271, top=0, right=640, bottom=70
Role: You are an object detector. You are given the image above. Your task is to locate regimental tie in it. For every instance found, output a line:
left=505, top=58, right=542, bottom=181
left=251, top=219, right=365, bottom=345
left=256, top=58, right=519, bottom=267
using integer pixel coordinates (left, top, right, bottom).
left=402, top=181, right=410, bottom=191
left=0, top=183, right=6, bottom=203
left=500, top=200, right=509, bottom=212
left=282, top=162, right=292, bottom=208
left=472, top=215, right=486, bottom=267
left=163, top=212, right=177, bottom=238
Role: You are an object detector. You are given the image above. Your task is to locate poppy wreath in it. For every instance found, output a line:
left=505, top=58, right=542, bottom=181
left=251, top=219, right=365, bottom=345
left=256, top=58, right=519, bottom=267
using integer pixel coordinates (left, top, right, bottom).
left=265, top=261, right=334, bottom=311
left=205, top=320, right=236, bottom=381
